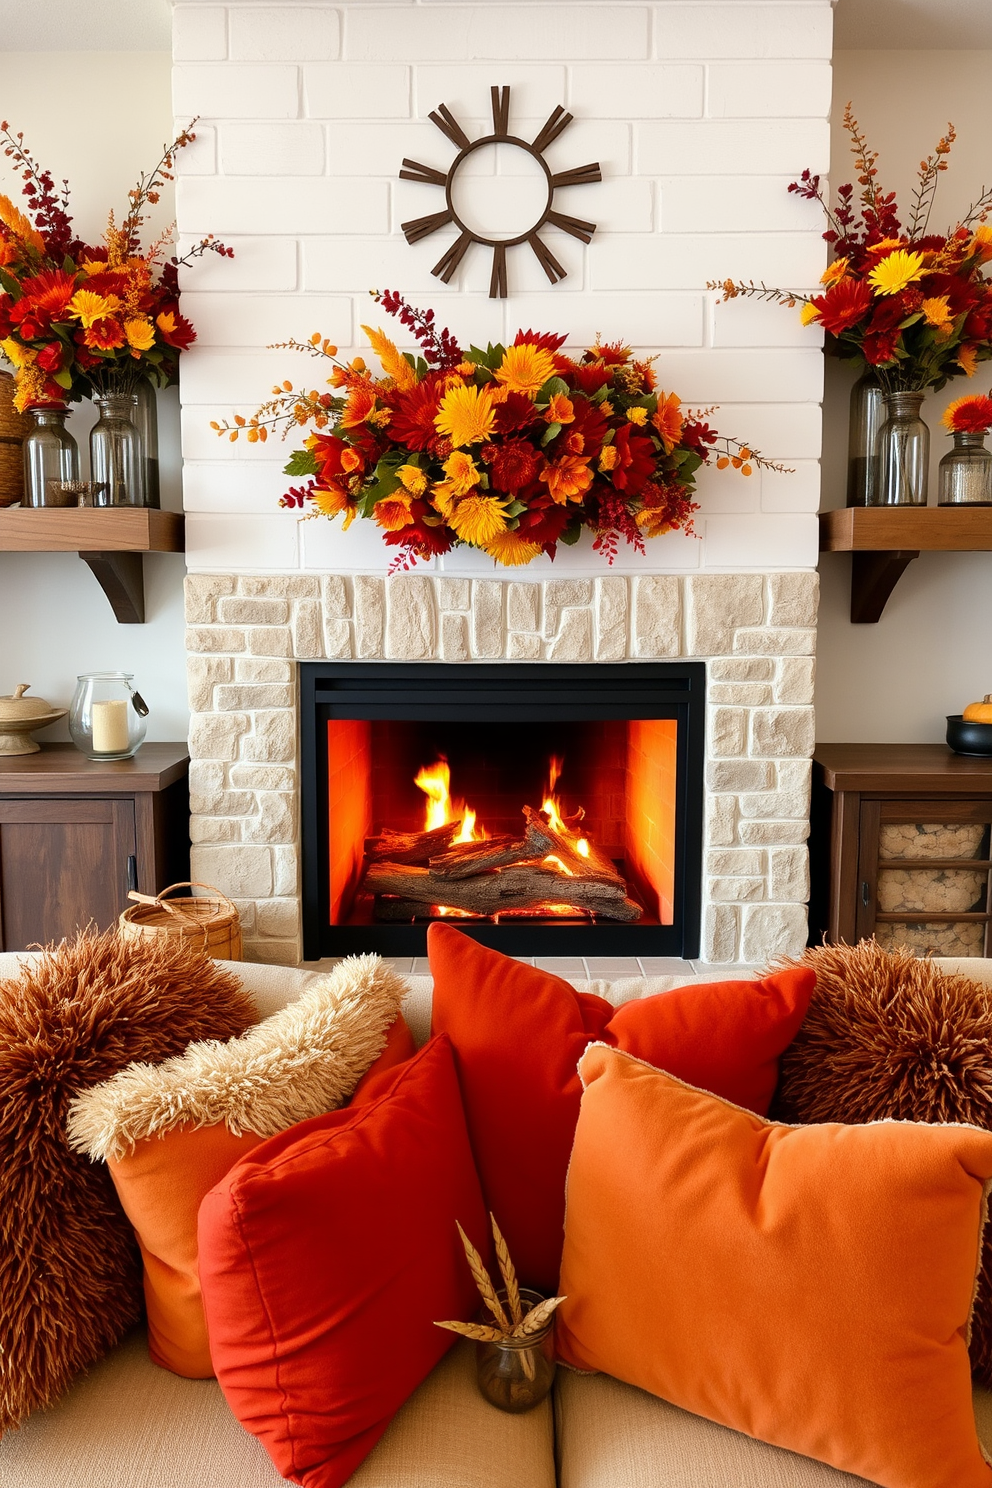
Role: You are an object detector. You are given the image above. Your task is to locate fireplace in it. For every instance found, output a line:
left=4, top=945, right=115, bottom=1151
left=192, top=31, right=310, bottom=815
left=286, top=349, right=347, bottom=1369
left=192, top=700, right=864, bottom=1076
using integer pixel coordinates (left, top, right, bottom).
left=300, top=662, right=705, bottom=959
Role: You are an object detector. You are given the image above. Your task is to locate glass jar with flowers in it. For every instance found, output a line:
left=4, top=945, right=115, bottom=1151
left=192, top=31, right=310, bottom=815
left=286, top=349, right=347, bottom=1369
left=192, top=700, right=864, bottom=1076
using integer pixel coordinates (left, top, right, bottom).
left=938, top=392, right=992, bottom=505
left=710, top=106, right=992, bottom=507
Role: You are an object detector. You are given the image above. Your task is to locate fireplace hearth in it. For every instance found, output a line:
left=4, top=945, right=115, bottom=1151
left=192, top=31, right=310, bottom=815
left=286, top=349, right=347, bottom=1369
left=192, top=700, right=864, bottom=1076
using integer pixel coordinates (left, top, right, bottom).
left=300, top=662, right=705, bottom=959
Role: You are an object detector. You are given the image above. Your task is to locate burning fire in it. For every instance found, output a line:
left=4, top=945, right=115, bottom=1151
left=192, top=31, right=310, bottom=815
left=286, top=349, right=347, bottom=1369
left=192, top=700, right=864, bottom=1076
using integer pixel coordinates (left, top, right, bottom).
left=542, top=756, right=590, bottom=858
left=413, top=758, right=483, bottom=844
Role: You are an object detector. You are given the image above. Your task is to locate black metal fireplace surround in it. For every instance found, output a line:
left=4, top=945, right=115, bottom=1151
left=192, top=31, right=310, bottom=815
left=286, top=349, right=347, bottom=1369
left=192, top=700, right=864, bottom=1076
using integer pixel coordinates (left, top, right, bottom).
left=300, top=661, right=705, bottom=960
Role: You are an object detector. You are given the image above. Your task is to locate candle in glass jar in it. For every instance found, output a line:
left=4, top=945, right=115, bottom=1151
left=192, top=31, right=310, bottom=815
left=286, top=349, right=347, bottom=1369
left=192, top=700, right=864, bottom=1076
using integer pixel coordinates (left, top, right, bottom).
left=91, top=699, right=130, bottom=754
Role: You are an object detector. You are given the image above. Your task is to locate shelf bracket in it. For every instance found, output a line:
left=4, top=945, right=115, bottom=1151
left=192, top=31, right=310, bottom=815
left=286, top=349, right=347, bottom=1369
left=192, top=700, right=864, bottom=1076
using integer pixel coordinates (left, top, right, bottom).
left=849, top=549, right=919, bottom=623
left=78, top=551, right=146, bottom=624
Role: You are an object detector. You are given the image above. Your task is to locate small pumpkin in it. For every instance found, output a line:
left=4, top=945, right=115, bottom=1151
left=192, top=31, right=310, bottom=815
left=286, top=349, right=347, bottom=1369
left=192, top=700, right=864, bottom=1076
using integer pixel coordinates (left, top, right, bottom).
left=963, top=694, right=992, bottom=723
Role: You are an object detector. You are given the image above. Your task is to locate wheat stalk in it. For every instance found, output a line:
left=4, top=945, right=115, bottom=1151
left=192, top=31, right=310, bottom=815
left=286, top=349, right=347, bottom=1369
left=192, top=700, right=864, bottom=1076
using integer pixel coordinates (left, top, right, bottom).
left=434, top=1319, right=507, bottom=1344
left=457, top=1221, right=510, bottom=1332
left=490, top=1213, right=522, bottom=1326
left=512, top=1295, right=566, bottom=1338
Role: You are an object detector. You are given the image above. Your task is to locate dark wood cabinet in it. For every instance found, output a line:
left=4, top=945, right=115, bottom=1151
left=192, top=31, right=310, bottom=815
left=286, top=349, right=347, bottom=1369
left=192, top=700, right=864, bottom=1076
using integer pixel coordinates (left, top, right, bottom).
left=811, top=744, right=992, bottom=957
left=0, top=743, right=189, bottom=951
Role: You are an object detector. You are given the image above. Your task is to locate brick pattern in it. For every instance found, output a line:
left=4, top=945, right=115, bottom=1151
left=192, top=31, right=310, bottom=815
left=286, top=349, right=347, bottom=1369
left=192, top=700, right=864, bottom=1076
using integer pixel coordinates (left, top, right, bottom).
left=173, top=0, right=830, bottom=577
left=186, top=569, right=817, bottom=965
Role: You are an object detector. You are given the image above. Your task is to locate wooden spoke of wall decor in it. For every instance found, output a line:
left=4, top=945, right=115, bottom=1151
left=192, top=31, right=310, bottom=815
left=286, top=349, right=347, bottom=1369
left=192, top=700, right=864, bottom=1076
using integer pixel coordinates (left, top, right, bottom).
left=399, top=85, right=601, bottom=299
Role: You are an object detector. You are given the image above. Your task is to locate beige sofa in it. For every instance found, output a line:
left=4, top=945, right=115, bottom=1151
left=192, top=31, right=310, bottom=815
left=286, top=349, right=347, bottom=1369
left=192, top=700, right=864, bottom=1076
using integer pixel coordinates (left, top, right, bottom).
left=1, top=953, right=991, bottom=1488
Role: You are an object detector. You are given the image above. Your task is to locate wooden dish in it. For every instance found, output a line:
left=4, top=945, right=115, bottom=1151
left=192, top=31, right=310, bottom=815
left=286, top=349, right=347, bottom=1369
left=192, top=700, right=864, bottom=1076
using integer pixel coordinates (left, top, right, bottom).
left=0, top=683, right=67, bottom=754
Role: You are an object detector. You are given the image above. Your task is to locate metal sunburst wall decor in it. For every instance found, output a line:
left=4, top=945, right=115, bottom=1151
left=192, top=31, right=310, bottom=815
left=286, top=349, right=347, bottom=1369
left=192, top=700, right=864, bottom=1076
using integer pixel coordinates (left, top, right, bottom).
left=399, top=86, right=602, bottom=299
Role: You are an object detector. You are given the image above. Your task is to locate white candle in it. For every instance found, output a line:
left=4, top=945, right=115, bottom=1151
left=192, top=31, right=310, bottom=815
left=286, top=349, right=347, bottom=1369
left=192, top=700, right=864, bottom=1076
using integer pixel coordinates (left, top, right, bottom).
left=91, top=699, right=130, bottom=754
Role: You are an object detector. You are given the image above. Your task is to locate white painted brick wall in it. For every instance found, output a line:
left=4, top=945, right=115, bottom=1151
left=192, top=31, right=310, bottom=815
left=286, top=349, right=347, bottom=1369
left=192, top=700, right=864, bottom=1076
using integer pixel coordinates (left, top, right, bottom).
left=173, top=0, right=831, bottom=577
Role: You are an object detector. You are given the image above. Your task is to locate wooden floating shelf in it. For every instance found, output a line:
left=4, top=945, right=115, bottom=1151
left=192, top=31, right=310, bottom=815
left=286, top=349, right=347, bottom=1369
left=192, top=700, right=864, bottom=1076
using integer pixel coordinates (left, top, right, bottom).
left=819, top=507, right=992, bottom=624
left=0, top=508, right=184, bottom=624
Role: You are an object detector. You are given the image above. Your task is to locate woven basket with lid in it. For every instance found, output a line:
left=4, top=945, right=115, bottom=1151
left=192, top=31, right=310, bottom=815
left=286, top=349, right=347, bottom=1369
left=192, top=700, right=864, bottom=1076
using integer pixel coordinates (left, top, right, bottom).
left=0, top=373, right=31, bottom=507
left=118, top=882, right=242, bottom=961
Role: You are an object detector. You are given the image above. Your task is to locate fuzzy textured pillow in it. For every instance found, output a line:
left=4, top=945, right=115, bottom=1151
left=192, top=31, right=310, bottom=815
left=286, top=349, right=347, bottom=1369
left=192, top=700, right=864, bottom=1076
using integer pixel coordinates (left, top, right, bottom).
left=0, top=930, right=256, bottom=1434
left=68, top=954, right=410, bottom=1379
left=774, top=939, right=992, bottom=1385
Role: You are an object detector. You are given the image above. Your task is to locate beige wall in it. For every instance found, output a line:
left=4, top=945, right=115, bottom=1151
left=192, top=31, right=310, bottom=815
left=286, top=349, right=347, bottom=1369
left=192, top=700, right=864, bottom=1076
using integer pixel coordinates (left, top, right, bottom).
left=815, top=50, right=992, bottom=742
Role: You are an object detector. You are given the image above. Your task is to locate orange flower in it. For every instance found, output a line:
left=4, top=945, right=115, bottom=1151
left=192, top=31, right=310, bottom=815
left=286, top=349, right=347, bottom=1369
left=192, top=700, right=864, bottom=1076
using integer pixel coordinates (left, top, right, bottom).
left=447, top=493, right=510, bottom=546
left=921, top=296, right=953, bottom=331
left=820, top=258, right=849, bottom=286
left=494, top=343, right=557, bottom=399
left=68, top=288, right=121, bottom=328
left=397, top=463, right=428, bottom=496
left=83, top=318, right=126, bottom=350
left=434, top=383, right=496, bottom=447
left=124, top=317, right=156, bottom=354
left=540, top=454, right=594, bottom=504
left=958, top=343, right=980, bottom=376
left=545, top=393, right=574, bottom=424
left=360, top=323, right=417, bottom=390
left=341, top=383, right=377, bottom=428
left=311, top=482, right=358, bottom=529
left=483, top=529, right=544, bottom=566
left=636, top=504, right=677, bottom=539
left=432, top=450, right=482, bottom=516
left=598, top=445, right=619, bottom=472
left=374, top=491, right=416, bottom=531
left=652, top=392, right=683, bottom=453
left=626, top=407, right=648, bottom=426
left=943, top=393, right=992, bottom=432
left=0, top=193, right=44, bottom=254
left=340, top=447, right=363, bottom=474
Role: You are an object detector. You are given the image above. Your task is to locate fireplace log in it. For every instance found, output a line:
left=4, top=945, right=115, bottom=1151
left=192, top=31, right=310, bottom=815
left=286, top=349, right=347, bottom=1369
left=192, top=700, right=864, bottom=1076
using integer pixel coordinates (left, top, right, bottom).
left=520, top=806, right=625, bottom=887
left=428, top=833, right=530, bottom=878
left=365, top=822, right=460, bottom=864
left=365, top=861, right=642, bottom=922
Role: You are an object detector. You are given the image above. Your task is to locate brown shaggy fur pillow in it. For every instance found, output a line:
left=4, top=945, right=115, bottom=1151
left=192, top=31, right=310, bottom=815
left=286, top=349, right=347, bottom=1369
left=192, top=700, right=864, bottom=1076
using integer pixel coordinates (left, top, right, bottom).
left=0, top=929, right=256, bottom=1433
left=774, top=939, right=992, bottom=1384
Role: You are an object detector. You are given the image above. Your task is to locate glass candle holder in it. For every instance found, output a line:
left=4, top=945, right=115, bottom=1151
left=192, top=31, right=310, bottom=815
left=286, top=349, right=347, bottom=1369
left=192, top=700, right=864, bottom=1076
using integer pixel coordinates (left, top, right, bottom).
left=475, top=1289, right=556, bottom=1414
left=68, top=672, right=148, bottom=761
left=23, top=407, right=80, bottom=507
left=938, top=430, right=992, bottom=505
left=872, top=390, right=930, bottom=506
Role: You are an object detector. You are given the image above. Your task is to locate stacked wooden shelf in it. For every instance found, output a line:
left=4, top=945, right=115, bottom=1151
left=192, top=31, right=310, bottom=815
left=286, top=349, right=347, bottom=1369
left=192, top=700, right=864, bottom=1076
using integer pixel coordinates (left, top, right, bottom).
left=0, top=508, right=184, bottom=623
left=818, top=507, right=992, bottom=622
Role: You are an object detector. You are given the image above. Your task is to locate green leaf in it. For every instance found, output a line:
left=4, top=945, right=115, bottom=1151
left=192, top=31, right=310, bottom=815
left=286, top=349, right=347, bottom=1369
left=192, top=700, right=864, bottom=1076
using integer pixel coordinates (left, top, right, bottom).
left=541, top=422, right=561, bottom=446
left=898, top=313, right=923, bottom=330
left=283, top=448, right=318, bottom=477
left=558, top=523, right=582, bottom=546
left=536, top=375, right=569, bottom=402
left=504, top=500, right=527, bottom=517
left=52, top=368, right=73, bottom=390
left=0, top=268, right=20, bottom=298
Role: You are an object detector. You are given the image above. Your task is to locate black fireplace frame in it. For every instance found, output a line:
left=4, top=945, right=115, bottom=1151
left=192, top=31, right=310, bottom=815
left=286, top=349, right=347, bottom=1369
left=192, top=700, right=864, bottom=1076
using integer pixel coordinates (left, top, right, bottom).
left=300, top=661, right=705, bottom=960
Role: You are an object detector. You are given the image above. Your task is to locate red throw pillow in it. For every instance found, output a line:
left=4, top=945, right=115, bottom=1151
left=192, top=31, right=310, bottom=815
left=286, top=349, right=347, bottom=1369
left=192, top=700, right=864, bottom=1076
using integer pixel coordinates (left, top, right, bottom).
left=198, top=1034, right=489, bottom=1488
left=428, top=922, right=815, bottom=1293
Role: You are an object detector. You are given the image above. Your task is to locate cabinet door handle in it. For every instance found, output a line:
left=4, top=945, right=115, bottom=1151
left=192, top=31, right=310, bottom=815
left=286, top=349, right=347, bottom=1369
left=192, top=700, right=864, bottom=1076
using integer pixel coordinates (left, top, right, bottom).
left=127, top=855, right=138, bottom=893
left=861, top=880, right=871, bottom=908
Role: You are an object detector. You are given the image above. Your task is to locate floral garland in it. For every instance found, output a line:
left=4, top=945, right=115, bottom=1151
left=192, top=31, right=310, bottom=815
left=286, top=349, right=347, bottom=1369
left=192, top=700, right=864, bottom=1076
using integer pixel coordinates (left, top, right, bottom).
left=215, top=291, right=786, bottom=570
left=0, top=120, right=231, bottom=411
left=709, top=105, right=992, bottom=393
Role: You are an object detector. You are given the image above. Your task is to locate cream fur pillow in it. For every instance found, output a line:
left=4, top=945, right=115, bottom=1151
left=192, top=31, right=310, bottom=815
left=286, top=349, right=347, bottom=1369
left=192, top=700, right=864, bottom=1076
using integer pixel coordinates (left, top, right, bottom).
left=68, top=953, right=409, bottom=1162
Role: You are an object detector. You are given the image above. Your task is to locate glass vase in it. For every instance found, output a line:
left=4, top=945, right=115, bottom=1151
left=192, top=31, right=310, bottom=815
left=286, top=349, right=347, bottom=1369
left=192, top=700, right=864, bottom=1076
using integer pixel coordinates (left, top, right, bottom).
left=89, top=392, right=146, bottom=508
left=132, top=376, right=160, bottom=509
left=846, top=371, right=884, bottom=507
left=872, top=390, right=930, bottom=506
left=23, top=407, right=80, bottom=507
left=68, top=672, right=148, bottom=761
left=475, top=1289, right=556, bottom=1414
left=938, top=430, right=992, bottom=505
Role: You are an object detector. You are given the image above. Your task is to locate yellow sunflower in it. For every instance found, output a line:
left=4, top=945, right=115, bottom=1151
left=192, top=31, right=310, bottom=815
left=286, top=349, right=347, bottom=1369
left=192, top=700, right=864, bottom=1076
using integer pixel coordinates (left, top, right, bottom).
left=447, top=493, right=510, bottom=546
left=434, top=383, right=496, bottom=447
left=867, top=249, right=926, bottom=297
left=431, top=451, right=483, bottom=517
left=68, top=288, right=121, bottom=328
left=484, top=529, right=544, bottom=566
left=397, top=463, right=428, bottom=496
left=494, top=343, right=557, bottom=399
left=921, top=296, right=953, bottom=331
left=124, top=317, right=156, bottom=353
left=800, top=302, right=822, bottom=326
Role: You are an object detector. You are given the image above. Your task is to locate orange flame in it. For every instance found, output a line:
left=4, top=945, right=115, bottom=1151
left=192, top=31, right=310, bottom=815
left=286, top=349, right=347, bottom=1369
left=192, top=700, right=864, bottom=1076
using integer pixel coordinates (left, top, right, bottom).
left=414, top=756, right=484, bottom=841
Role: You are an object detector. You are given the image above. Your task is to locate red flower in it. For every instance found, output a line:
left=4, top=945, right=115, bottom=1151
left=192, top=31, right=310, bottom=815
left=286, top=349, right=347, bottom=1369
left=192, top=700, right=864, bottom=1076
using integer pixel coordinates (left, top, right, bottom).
left=571, top=364, right=612, bottom=396
left=83, top=318, right=125, bottom=350
left=0, top=297, right=12, bottom=338
left=156, top=305, right=196, bottom=351
left=513, top=328, right=568, bottom=354
left=312, top=433, right=363, bottom=484
left=810, top=277, right=873, bottom=336
left=387, top=377, right=444, bottom=451
left=592, top=341, right=631, bottom=367
left=609, top=425, right=656, bottom=494
left=492, top=391, right=537, bottom=435
left=10, top=269, right=76, bottom=331
left=489, top=438, right=541, bottom=493
left=35, top=342, right=63, bottom=373
left=862, top=297, right=904, bottom=366
left=945, top=394, right=992, bottom=432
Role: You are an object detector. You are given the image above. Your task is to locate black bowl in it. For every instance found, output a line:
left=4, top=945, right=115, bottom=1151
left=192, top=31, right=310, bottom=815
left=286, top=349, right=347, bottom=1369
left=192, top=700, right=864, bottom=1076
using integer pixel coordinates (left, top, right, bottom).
left=946, top=715, right=992, bottom=756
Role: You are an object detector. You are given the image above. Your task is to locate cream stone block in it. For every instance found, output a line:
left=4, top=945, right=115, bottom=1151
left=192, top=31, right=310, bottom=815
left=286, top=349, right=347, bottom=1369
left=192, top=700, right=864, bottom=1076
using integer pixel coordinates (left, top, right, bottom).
left=767, top=571, right=819, bottom=628
left=774, top=657, right=816, bottom=705
left=508, top=633, right=542, bottom=660
left=191, top=844, right=272, bottom=899
left=508, top=582, right=540, bottom=633
left=190, top=816, right=241, bottom=844
left=215, top=684, right=294, bottom=711
left=321, top=574, right=351, bottom=618
left=472, top=580, right=503, bottom=659
left=229, top=764, right=296, bottom=792
left=187, top=626, right=247, bottom=654
left=686, top=574, right=763, bottom=656
left=632, top=575, right=681, bottom=657
left=440, top=612, right=470, bottom=662
left=738, top=788, right=809, bottom=821
left=703, top=903, right=739, bottom=962
left=231, top=900, right=257, bottom=935
left=188, top=711, right=250, bottom=763
left=234, top=657, right=293, bottom=684
left=247, top=626, right=293, bottom=658
left=238, top=576, right=288, bottom=597
left=187, top=655, right=234, bottom=712
left=548, top=609, right=593, bottom=662
left=706, top=793, right=737, bottom=847
left=272, top=844, right=299, bottom=896
left=709, top=658, right=774, bottom=682
left=749, top=707, right=815, bottom=760
left=776, top=757, right=813, bottom=795
left=733, top=627, right=816, bottom=656
left=255, top=897, right=301, bottom=940
left=292, top=599, right=324, bottom=659
left=769, top=846, right=810, bottom=902
left=244, top=938, right=301, bottom=966
left=190, top=787, right=255, bottom=817
left=324, top=619, right=353, bottom=658
left=243, top=791, right=297, bottom=845
left=707, top=759, right=774, bottom=792
left=185, top=574, right=235, bottom=624
left=708, top=876, right=764, bottom=902
left=544, top=579, right=592, bottom=640
left=355, top=575, right=385, bottom=658
left=437, top=577, right=471, bottom=612
left=739, top=819, right=810, bottom=845
left=241, top=710, right=296, bottom=763
left=595, top=577, right=627, bottom=661
left=188, top=759, right=225, bottom=798
left=385, top=575, right=436, bottom=659
left=708, top=683, right=773, bottom=706
left=217, top=596, right=291, bottom=626
left=707, top=848, right=764, bottom=876
left=740, top=903, right=809, bottom=962
left=709, top=707, right=746, bottom=758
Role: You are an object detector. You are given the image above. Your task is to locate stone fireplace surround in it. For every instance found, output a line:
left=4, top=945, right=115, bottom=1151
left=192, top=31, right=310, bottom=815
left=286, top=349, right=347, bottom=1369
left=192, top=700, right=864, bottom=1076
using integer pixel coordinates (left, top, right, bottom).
left=185, top=568, right=817, bottom=967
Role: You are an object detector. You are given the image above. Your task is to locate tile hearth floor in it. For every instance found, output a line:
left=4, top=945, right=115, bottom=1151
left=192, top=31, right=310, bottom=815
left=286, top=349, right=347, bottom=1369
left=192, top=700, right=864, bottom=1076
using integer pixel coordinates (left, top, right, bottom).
left=303, top=956, right=759, bottom=978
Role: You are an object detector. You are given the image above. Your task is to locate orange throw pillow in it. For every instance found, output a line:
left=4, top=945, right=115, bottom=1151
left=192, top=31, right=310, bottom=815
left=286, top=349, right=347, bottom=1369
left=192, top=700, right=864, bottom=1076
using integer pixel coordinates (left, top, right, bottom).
left=557, top=1043, right=992, bottom=1488
left=428, top=921, right=814, bottom=1293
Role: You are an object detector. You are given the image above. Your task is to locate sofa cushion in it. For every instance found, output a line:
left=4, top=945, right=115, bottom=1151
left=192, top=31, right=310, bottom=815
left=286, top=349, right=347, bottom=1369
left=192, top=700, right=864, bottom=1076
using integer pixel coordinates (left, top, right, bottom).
left=555, top=1369, right=992, bottom=1488
left=0, top=1330, right=554, bottom=1488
